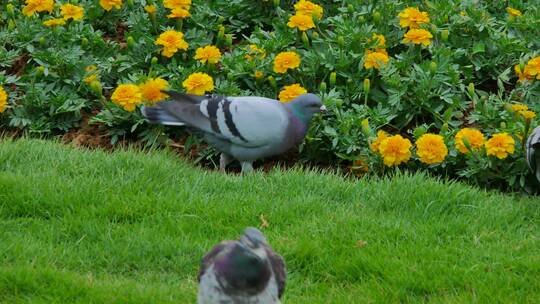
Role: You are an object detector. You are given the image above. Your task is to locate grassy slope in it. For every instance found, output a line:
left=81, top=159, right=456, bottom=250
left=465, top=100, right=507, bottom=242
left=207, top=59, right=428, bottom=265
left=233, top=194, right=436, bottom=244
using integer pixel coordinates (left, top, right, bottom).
left=0, top=139, right=539, bottom=303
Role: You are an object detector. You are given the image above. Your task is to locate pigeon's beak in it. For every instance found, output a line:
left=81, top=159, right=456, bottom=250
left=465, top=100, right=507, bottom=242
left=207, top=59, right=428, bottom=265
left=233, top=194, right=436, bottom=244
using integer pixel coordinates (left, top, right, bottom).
left=319, top=105, right=327, bottom=112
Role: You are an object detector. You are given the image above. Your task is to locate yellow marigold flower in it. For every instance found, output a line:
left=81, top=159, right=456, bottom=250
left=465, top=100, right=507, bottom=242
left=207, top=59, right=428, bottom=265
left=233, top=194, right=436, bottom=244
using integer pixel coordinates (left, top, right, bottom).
left=43, top=18, right=66, bottom=27
left=194, top=45, right=222, bottom=64
left=402, top=29, right=433, bottom=46
left=254, top=70, right=264, bottom=79
left=83, top=74, right=98, bottom=84
left=85, top=65, right=97, bottom=72
left=294, top=0, right=323, bottom=19
left=398, top=7, right=430, bottom=28
left=511, top=104, right=529, bottom=112
left=370, top=130, right=389, bottom=153
left=519, top=110, right=536, bottom=120
left=485, top=133, right=515, bottom=159
left=163, top=0, right=191, bottom=10
left=416, top=133, right=448, bottom=164
left=368, top=33, right=386, bottom=48
left=60, top=3, right=84, bottom=21
left=182, top=72, right=214, bottom=95
left=167, top=7, right=191, bottom=19
left=279, top=83, right=307, bottom=102
left=526, top=56, right=540, bottom=80
left=459, top=11, right=466, bottom=16
left=454, top=128, right=485, bottom=154
left=144, top=5, right=157, bottom=14
left=139, top=78, right=169, bottom=102
left=379, top=135, right=412, bottom=167
left=99, top=0, right=122, bottom=11
left=273, top=51, right=301, bottom=74
left=506, top=7, right=522, bottom=17
left=22, top=0, right=54, bottom=16
left=287, top=14, right=315, bottom=31
left=155, top=30, right=189, bottom=58
left=0, top=86, right=8, bottom=113
left=111, top=84, right=142, bottom=112
left=514, top=64, right=534, bottom=82
left=364, top=50, right=389, bottom=70
left=245, top=45, right=266, bottom=61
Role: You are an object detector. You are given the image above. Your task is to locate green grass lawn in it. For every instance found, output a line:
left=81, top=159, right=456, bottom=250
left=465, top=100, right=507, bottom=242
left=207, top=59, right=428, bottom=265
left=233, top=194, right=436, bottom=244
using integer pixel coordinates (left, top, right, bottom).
left=1, top=139, right=539, bottom=303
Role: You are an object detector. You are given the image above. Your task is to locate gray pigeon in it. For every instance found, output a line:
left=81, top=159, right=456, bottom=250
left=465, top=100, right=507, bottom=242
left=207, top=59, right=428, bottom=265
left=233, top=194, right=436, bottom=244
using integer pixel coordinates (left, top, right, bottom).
left=526, top=126, right=540, bottom=187
left=141, top=91, right=325, bottom=173
left=197, top=227, right=286, bottom=304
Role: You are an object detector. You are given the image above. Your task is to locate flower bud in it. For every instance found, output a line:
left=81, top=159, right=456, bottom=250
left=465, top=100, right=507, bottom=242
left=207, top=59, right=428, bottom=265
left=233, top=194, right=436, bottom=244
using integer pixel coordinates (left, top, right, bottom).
left=468, top=82, right=475, bottom=97
left=363, top=78, right=371, bottom=95
left=302, top=32, right=309, bottom=48
left=151, top=56, right=158, bottom=65
left=254, top=70, right=264, bottom=80
left=217, top=25, right=225, bottom=41
left=441, top=122, right=449, bottom=133
left=273, top=0, right=280, bottom=7
left=217, top=16, right=225, bottom=24
left=429, top=61, right=437, bottom=73
left=372, top=11, right=381, bottom=22
left=503, top=103, right=513, bottom=112
left=500, top=122, right=506, bottom=129
left=441, top=29, right=449, bottom=41
left=126, top=36, right=135, bottom=48
left=89, top=80, right=103, bottom=96
left=358, top=15, right=365, bottom=23
left=81, top=37, right=88, bottom=46
left=36, top=66, right=45, bottom=74
left=8, top=20, right=15, bottom=30
left=361, top=118, right=370, bottom=136
left=311, top=31, right=319, bottom=39
left=347, top=4, right=354, bottom=13
left=329, top=72, right=337, bottom=87
left=337, top=36, right=345, bottom=48
left=267, top=76, right=277, bottom=89
left=6, top=4, right=15, bottom=17
left=319, top=81, right=327, bottom=92
left=225, top=34, right=233, bottom=47
left=39, top=37, right=46, bottom=45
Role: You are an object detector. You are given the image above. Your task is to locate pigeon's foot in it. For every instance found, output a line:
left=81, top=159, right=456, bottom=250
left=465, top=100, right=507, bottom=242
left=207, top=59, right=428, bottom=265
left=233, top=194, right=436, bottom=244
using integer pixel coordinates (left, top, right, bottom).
left=219, top=153, right=233, bottom=172
left=240, top=161, right=254, bottom=174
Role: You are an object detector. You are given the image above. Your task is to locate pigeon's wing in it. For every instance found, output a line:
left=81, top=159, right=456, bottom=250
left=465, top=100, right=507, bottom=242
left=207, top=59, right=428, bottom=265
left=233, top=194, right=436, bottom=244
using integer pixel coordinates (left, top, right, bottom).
left=266, top=247, right=286, bottom=298
left=526, top=127, right=540, bottom=173
left=143, top=92, right=290, bottom=148
left=198, top=241, right=231, bottom=282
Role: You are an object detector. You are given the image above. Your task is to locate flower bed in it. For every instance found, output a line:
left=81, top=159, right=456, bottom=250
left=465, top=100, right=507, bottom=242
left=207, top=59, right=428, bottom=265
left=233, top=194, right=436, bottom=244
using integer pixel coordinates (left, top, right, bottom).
left=0, top=0, right=539, bottom=192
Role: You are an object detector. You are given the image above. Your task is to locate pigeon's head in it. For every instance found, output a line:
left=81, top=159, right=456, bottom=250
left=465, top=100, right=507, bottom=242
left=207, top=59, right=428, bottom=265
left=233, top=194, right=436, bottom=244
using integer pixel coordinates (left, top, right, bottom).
left=214, top=228, right=272, bottom=295
left=289, top=93, right=325, bottom=124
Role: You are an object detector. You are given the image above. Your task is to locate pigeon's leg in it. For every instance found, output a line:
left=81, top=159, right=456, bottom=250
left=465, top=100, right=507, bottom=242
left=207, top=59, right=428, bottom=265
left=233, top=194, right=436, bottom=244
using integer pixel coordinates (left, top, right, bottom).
left=240, top=161, right=254, bottom=174
left=219, top=153, right=233, bottom=172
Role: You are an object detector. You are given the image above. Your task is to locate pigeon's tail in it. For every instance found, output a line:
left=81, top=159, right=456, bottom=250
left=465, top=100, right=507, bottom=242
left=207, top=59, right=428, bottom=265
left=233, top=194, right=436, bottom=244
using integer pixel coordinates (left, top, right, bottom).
left=141, top=105, right=185, bottom=126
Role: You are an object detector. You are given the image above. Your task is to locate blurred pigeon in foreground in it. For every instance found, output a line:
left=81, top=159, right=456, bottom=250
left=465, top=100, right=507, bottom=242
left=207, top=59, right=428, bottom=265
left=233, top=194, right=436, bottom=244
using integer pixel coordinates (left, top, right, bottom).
left=141, top=91, right=324, bottom=173
left=197, top=227, right=286, bottom=304
left=526, top=126, right=540, bottom=191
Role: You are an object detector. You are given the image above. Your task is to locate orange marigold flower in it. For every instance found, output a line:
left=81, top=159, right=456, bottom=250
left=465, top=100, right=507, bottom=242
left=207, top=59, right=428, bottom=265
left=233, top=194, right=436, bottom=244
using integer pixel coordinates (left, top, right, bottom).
left=525, top=56, right=540, bottom=80
left=139, top=78, right=169, bottom=102
left=254, top=70, right=264, bottom=79
left=485, top=133, right=515, bottom=159
left=111, top=84, right=142, bottom=112
left=60, top=3, right=84, bottom=20
left=368, top=33, right=386, bottom=48
left=43, top=18, right=66, bottom=27
left=398, top=7, right=430, bottom=28
left=273, top=51, right=301, bottom=74
left=415, top=133, right=448, bottom=164
left=22, top=0, right=54, bottom=16
left=364, top=49, right=389, bottom=70
left=155, top=30, right=189, bottom=58
left=163, top=0, right=191, bottom=10
left=194, top=45, right=222, bottom=64
left=167, top=7, right=191, bottom=19
left=294, top=0, right=323, bottom=19
left=454, top=128, right=485, bottom=154
left=99, top=0, right=123, bottom=11
left=182, top=72, right=214, bottom=95
left=287, top=13, right=315, bottom=31
left=506, top=7, right=522, bottom=17
left=370, top=130, right=389, bottom=153
left=379, top=135, right=412, bottom=167
left=279, top=83, right=307, bottom=102
left=519, top=110, right=536, bottom=120
left=0, top=86, right=8, bottom=113
left=402, top=29, right=433, bottom=46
